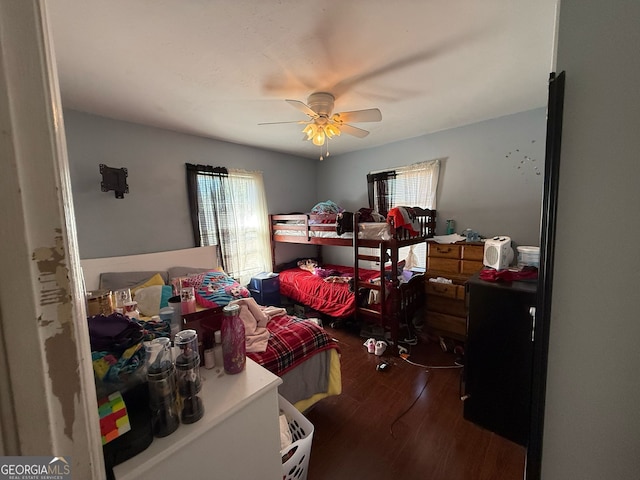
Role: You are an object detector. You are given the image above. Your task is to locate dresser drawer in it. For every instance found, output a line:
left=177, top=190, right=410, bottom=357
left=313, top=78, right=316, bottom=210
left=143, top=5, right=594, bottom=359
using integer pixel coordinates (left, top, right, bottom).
left=461, top=260, right=484, bottom=275
left=426, top=311, right=467, bottom=338
left=428, top=243, right=461, bottom=259
left=462, top=244, right=484, bottom=261
left=427, top=295, right=467, bottom=317
left=427, top=257, right=460, bottom=274
left=425, top=281, right=465, bottom=300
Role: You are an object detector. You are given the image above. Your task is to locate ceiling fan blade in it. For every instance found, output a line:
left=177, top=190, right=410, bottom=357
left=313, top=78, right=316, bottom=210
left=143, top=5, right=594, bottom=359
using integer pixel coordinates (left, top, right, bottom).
left=340, top=124, right=370, bottom=138
left=334, top=108, right=382, bottom=124
left=258, top=120, right=306, bottom=125
left=285, top=99, right=317, bottom=118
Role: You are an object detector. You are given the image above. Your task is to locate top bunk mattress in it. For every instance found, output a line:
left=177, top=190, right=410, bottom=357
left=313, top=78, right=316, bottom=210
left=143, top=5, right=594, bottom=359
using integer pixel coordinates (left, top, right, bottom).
left=273, top=221, right=392, bottom=241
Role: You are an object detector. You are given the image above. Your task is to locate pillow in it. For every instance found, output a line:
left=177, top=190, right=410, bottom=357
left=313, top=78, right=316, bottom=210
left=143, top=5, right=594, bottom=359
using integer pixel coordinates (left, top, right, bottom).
left=187, top=270, right=250, bottom=308
left=133, top=285, right=173, bottom=317
left=130, top=273, right=166, bottom=297
left=99, top=271, right=169, bottom=291
left=278, top=257, right=319, bottom=272
left=169, top=266, right=224, bottom=295
left=167, top=266, right=220, bottom=280
left=297, top=259, right=318, bottom=273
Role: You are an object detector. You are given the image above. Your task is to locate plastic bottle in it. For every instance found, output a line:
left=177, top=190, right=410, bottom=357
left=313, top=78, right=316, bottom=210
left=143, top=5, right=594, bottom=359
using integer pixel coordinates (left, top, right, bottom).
left=144, top=337, right=180, bottom=437
left=174, top=329, right=204, bottom=424
left=446, top=219, right=455, bottom=235
left=221, top=304, right=246, bottom=374
left=213, top=330, right=223, bottom=367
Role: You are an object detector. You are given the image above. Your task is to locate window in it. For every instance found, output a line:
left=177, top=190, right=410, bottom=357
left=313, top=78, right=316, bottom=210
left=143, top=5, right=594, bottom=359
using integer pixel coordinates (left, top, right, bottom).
left=368, top=159, right=440, bottom=269
left=186, top=164, right=272, bottom=285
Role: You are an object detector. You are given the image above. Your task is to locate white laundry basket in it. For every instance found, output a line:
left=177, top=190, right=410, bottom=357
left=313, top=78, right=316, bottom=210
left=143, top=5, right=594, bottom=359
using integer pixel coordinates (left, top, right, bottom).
left=279, top=395, right=314, bottom=480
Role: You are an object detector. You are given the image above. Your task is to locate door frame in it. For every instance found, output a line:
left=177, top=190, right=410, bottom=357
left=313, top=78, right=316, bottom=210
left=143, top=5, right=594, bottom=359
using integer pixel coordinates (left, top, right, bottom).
left=526, top=71, right=565, bottom=479
left=0, top=1, right=104, bottom=477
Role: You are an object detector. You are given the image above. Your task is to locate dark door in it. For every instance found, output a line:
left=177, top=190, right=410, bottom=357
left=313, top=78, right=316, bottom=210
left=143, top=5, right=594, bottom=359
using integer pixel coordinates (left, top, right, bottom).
left=464, top=276, right=537, bottom=446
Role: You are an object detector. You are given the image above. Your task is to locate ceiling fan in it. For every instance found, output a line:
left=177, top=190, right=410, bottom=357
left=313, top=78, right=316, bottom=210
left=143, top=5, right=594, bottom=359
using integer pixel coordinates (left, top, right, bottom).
left=260, top=92, right=382, bottom=160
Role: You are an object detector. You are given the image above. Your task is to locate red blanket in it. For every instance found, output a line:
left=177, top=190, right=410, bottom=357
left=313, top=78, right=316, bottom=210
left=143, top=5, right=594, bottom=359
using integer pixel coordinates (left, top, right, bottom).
left=278, top=264, right=380, bottom=318
left=247, top=314, right=338, bottom=376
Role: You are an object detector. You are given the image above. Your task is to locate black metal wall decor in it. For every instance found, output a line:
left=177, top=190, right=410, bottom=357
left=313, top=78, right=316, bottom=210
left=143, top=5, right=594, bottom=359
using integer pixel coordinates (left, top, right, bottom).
left=100, top=164, right=129, bottom=199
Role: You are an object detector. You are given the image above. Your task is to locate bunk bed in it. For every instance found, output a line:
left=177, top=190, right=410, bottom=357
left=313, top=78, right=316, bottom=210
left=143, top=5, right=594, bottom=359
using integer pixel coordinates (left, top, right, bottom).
left=270, top=207, right=436, bottom=353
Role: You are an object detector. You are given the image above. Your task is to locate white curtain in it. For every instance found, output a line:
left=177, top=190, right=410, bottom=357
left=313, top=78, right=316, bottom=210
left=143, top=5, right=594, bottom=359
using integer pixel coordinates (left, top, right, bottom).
left=193, top=167, right=272, bottom=285
left=392, top=159, right=440, bottom=269
left=392, top=159, right=440, bottom=209
left=220, top=169, right=272, bottom=285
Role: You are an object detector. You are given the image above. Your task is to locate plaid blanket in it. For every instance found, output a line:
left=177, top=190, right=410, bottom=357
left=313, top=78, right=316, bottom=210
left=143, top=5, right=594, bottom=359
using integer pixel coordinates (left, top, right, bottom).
left=247, top=314, right=339, bottom=376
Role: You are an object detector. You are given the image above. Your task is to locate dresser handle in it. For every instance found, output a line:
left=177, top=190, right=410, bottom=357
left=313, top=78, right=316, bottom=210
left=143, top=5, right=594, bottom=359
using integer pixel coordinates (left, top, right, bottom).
left=529, top=306, right=536, bottom=342
left=437, top=247, right=451, bottom=254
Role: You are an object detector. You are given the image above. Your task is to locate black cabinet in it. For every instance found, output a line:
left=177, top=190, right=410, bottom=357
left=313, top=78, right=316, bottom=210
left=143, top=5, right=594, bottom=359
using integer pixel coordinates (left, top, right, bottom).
left=463, top=273, right=537, bottom=446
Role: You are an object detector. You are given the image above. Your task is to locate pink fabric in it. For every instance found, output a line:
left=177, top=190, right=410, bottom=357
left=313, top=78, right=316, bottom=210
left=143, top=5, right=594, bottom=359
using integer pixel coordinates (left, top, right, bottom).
left=229, top=297, right=286, bottom=353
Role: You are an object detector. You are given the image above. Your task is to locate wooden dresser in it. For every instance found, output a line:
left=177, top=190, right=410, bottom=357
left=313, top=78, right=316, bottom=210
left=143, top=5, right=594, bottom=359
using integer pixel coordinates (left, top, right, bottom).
left=424, top=241, right=484, bottom=341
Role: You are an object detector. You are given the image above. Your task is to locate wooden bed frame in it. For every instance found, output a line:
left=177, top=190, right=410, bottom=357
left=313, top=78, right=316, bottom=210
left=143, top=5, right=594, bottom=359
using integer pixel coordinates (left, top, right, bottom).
left=270, top=209, right=436, bottom=353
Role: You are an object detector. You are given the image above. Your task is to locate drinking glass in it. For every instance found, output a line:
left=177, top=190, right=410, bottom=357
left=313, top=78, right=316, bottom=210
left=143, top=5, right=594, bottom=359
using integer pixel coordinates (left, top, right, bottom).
left=113, top=288, right=132, bottom=310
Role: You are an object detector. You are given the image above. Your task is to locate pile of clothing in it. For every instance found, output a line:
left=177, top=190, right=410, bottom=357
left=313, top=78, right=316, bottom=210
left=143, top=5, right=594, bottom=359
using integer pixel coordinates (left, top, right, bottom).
left=88, top=313, right=169, bottom=395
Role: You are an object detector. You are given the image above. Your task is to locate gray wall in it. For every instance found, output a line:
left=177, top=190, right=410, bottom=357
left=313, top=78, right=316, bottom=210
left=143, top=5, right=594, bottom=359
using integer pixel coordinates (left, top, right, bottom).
left=64, top=110, right=318, bottom=259
left=66, top=108, right=545, bottom=266
left=542, top=0, right=640, bottom=478
left=317, top=108, right=546, bottom=264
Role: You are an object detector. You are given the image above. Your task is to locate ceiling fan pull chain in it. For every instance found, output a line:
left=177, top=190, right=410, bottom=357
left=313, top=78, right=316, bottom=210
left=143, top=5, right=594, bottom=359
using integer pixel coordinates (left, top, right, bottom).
left=320, top=139, right=331, bottom=161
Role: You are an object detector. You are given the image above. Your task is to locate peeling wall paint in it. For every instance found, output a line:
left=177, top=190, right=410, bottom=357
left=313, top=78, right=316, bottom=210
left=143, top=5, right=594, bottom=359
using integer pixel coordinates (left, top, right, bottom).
left=32, top=230, right=80, bottom=441
left=45, top=323, right=79, bottom=440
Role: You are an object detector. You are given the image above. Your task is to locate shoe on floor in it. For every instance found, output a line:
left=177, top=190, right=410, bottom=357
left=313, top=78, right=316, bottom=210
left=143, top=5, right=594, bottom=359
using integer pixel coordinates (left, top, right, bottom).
left=375, top=340, right=387, bottom=356
left=363, top=338, right=376, bottom=354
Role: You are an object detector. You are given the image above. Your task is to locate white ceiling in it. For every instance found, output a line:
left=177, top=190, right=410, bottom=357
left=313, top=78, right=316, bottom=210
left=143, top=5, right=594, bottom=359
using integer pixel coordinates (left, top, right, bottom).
left=46, top=0, right=558, bottom=160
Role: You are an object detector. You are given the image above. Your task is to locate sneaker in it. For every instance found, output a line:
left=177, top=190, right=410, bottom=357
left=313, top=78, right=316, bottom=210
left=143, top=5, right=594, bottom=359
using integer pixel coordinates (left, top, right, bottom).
left=374, top=340, right=387, bottom=356
left=363, top=338, right=376, bottom=354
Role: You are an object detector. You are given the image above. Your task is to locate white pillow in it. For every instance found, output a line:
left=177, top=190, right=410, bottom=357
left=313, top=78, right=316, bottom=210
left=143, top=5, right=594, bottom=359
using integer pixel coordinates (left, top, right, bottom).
left=133, top=285, right=164, bottom=317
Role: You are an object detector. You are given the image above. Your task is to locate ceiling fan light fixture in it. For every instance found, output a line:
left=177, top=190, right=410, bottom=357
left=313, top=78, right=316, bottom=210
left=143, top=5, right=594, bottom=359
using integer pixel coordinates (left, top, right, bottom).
left=312, top=128, right=326, bottom=146
left=325, top=123, right=341, bottom=139
left=302, top=123, right=316, bottom=140
left=303, top=122, right=340, bottom=146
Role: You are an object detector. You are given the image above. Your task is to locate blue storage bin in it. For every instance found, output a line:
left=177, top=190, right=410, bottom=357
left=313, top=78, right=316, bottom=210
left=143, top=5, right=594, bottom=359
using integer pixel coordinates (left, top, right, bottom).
left=248, top=273, right=280, bottom=306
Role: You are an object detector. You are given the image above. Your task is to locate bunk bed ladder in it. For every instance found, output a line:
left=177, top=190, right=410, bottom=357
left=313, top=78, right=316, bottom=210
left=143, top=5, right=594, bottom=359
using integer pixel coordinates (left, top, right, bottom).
left=353, top=213, right=401, bottom=354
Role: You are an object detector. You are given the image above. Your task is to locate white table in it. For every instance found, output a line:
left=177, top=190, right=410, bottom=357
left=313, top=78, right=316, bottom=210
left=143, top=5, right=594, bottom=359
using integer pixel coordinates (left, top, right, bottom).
left=113, top=358, right=283, bottom=480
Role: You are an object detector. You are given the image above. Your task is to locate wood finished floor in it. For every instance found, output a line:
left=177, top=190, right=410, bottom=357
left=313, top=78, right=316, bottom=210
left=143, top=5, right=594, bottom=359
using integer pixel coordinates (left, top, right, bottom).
left=304, top=324, right=526, bottom=480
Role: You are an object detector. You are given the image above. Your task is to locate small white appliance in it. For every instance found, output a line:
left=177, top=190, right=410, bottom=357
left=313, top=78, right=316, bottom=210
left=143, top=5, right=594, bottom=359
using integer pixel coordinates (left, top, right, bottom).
left=483, top=236, right=514, bottom=270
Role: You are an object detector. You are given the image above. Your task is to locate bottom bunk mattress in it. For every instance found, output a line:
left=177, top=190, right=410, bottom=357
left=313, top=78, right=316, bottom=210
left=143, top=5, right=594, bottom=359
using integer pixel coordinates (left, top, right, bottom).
left=278, top=263, right=381, bottom=318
